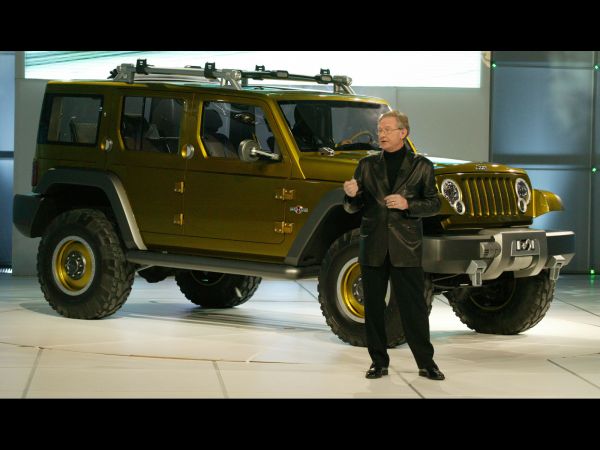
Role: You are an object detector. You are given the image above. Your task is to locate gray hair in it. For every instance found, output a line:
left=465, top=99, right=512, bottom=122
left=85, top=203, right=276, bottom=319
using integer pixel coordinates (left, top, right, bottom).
left=379, top=110, right=410, bottom=136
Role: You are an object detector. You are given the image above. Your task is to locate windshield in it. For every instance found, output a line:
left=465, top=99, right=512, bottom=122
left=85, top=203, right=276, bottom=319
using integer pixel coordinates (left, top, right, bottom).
left=279, top=100, right=390, bottom=152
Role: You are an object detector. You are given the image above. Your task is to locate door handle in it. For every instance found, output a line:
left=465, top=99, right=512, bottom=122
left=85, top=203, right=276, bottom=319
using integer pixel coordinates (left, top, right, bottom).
left=100, top=137, right=113, bottom=152
left=181, top=144, right=195, bottom=160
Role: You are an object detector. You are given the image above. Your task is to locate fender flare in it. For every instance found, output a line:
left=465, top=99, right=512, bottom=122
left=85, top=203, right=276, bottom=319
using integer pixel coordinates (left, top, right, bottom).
left=35, top=168, right=146, bottom=250
left=285, top=187, right=349, bottom=266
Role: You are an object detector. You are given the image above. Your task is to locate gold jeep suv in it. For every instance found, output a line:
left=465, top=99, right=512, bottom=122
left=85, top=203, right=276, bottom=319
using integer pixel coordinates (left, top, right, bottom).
left=13, top=60, right=575, bottom=347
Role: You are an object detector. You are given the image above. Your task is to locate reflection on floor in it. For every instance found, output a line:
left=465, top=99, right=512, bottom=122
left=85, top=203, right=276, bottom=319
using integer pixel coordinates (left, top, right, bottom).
left=0, top=273, right=599, bottom=398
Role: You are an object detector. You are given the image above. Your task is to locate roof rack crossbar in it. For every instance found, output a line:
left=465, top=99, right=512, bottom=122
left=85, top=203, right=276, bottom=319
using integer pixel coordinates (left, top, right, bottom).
left=108, top=59, right=354, bottom=93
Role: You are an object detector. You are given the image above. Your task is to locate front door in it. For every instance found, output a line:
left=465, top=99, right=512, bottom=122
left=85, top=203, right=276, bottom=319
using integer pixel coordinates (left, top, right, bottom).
left=184, top=97, right=291, bottom=247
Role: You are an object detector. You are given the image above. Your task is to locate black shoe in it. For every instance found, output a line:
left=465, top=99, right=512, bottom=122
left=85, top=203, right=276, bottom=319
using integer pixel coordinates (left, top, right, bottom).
left=418, top=367, right=445, bottom=381
left=365, top=364, right=388, bottom=379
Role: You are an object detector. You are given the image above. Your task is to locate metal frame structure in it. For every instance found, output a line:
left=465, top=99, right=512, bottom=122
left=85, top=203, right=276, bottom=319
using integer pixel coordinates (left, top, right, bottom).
left=108, top=59, right=355, bottom=94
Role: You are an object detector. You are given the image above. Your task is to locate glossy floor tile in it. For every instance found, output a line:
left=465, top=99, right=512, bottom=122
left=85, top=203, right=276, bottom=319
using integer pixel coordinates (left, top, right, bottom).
left=0, top=273, right=599, bottom=398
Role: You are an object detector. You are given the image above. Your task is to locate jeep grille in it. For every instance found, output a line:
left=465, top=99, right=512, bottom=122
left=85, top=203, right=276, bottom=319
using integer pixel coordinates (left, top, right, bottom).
left=462, top=175, right=520, bottom=217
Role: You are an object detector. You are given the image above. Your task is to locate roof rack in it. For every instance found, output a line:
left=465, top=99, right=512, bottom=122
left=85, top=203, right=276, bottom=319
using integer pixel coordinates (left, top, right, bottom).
left=108, top=59, right=355, bottom=94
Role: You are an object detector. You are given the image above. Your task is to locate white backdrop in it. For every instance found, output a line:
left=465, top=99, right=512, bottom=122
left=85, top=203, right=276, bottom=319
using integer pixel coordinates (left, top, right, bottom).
left=25, top=51, right=482, bottom=88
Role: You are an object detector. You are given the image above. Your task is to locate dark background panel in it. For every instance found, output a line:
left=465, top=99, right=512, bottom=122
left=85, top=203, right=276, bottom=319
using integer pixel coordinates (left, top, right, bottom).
left=0, top=159, right=13, bottom=266
left=493, top=51, right=594, bottom=68
left=592, top=68, right=600, bottom=272
left=527, top=168, right=589, bottom=272
left=492, top=66, right=593, bottom=165
left=491, top=51, right=598, bottom=274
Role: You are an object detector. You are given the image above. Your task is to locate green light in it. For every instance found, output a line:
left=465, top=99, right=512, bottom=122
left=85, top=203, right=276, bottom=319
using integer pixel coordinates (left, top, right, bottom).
left=591, top=269, right=596, bottom=275
left=595, top=65, right=600, bottom=70
left=593, top=167, right=598, bottom=173
left=491, top=63, right=497, bottom=69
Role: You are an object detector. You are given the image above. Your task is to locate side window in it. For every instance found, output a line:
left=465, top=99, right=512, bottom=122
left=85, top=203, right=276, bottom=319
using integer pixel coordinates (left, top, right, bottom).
left=201, top=101, right=277, bottom=159
left=120, top=96, right=182, bottom=154
left=38, top=94, right=102, bottom=145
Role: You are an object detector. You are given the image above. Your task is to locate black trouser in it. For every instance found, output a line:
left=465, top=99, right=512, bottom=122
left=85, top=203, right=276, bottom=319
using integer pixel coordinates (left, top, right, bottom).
left=361, top=254, right=434, bottom=369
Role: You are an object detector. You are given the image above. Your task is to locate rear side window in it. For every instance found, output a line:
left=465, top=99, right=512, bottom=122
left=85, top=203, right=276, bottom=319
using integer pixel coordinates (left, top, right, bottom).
left=120, top=96, right=183, bottom=154
left=38, top=94, right=103, bottom=145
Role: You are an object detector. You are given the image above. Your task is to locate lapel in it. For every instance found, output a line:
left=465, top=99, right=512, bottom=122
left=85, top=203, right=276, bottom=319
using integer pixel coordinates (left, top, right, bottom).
left=391, top=148, right=415, bottom=192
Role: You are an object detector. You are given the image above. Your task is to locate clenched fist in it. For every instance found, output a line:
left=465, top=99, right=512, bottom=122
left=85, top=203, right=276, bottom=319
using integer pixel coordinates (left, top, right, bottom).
left=344, top=178, right=359, bottom=197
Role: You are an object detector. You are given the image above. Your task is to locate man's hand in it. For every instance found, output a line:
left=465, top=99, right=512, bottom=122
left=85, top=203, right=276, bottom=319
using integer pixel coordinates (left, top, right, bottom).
left=344, top=178, right=359, bottom=198
left=384, top=194, right=408, bottom=210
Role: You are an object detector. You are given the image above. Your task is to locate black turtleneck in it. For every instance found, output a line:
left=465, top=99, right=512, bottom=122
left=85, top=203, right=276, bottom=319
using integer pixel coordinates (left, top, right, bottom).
left=383, top=145, right=406, bottom=190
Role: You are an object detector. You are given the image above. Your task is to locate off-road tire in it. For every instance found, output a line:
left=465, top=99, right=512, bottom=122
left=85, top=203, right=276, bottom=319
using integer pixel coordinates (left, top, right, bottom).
left=37, top=209, right=135, bottom=319
left=317, top=229, right=434, bottom=347
left=138, top=266, right=173, bottom=283
left=175, top=270, right=261, bottom=308
left=443, top=269, right=555, bottom=334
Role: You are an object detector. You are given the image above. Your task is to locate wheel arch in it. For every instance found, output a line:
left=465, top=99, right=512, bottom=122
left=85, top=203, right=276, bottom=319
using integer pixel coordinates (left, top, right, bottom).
left=33, top=168, right=146, bottom=250
left=285, top=188, right=361, bottom=267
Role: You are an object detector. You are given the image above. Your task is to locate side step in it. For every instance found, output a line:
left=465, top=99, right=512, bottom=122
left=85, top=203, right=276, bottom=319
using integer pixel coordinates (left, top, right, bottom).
left=126, top=250, right=320, bottom=280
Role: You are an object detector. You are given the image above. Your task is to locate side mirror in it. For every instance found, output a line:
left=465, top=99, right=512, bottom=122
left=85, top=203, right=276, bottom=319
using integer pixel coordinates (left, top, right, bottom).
left=238, top=139, right=281, bottom=162
left=238, top=139, right=260, bottom=162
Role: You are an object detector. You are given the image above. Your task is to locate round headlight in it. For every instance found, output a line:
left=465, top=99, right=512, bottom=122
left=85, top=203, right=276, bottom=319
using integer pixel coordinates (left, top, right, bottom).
left=440, top=179, right=465, bottom=215
left=441, top=179, right=461, bottom=204
left=515, top=178, right=531, bottom=213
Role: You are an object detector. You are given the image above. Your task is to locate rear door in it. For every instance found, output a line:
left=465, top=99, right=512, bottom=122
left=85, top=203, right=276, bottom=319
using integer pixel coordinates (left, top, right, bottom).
left=104, top=89, right=192, bottom=247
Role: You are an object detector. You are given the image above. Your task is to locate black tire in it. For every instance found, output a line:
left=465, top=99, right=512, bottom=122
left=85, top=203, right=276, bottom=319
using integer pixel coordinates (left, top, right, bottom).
left=138, top=266, right=173, bottom=283
left=175, top=270, right=261, bottom=308
left=317, top=229, right=434, bottom=347
left=37, top=209, right=135, bottom=319
left=443, top=269, right=555, bottom=334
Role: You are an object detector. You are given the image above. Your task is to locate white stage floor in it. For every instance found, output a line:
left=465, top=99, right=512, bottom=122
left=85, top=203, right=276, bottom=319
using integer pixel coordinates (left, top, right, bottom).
left=1, top=273, right=598, bottom=398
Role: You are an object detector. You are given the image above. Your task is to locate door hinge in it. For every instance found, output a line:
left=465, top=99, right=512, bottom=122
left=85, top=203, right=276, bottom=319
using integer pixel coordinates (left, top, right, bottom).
left=173, top=213, right=184, bottom=225
left=275, top=188, right=295, bottom=200
left=274, top=221, right=294, bottom=234
left=174, top=181, right=185, bottom=193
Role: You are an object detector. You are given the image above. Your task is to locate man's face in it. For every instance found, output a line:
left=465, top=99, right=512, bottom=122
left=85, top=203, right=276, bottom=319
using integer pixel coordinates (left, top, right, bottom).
left=378, top=117, right=407, bottom=152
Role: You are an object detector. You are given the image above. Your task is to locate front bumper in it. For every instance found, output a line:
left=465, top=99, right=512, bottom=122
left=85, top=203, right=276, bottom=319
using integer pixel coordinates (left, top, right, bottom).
left=422, top=228, right=575, bottom=286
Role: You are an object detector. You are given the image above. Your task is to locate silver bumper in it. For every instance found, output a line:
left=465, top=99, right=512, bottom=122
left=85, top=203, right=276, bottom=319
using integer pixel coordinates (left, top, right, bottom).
left=422, top=228, right=575, bottom=286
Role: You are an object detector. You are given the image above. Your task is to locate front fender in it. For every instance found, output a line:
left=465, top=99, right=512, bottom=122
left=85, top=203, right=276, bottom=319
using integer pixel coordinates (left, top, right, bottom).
left=532, top=189, right=564, bottom=218
left=285, top=188, right=350, bottom=266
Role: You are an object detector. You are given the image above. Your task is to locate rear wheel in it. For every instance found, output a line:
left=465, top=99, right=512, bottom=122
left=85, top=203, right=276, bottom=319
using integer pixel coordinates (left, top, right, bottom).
left=37, top=209, right=135, bottom=319
left=138, top=266, right=173, bottom=283
left=175, top=270, right=261, bottom=308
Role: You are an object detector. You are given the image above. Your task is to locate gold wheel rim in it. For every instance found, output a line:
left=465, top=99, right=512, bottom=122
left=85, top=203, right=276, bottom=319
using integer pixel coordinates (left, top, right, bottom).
left=340, top=261, right=364, bottom=318
left=52, top=236, right=95, bottom=296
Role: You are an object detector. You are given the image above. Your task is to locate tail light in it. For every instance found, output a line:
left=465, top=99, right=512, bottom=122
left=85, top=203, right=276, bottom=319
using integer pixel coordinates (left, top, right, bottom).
left=31, top=159, right=39, bottom=187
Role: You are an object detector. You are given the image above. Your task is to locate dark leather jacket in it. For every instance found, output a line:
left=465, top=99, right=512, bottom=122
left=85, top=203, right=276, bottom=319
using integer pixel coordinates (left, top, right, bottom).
left=344, top=147, right=440, bottom=267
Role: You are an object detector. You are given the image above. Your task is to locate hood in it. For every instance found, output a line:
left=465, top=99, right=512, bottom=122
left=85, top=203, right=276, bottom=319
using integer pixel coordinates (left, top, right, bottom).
left=298, top=152, right=526, bottom=182
left=429, top=157, right=526, bottom=175
left=299, top=151, right=372, bottom=182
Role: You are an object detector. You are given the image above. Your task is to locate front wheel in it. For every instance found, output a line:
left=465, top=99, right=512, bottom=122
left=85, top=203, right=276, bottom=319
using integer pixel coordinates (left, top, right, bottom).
left=317, top=229, right=433, bottom=347
left=443, top=270, right=555, bottom=334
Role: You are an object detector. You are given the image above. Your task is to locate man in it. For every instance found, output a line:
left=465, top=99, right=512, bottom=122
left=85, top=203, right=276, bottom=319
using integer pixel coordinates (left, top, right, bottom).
left=343, top=110, right=445, bottom=381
